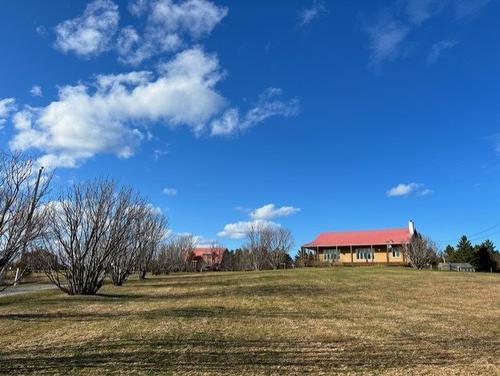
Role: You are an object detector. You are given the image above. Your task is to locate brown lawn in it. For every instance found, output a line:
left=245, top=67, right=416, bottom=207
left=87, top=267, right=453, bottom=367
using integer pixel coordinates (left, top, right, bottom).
left=0, top=267, right=498, bottom=375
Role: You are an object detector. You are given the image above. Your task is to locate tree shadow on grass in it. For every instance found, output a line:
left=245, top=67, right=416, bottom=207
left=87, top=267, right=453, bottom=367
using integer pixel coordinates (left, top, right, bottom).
left=1, top=336, right=491, bottom=374
left=24, top=282, right=339, bottom=307
left=0, top=303, right=338, bottom=322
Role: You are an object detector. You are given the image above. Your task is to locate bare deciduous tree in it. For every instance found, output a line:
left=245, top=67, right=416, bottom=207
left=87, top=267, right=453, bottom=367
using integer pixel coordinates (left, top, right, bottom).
left=0, top=153, right=50, bottom=287
left=136, top=209, right=168, bottom=280
left=405, top=234, right=437, bottom=269
left=268, top=227, right=294, bottom=269
left=244, top=224, right=294, bottom=270
left=108, top=202, right=168, bottom=285
left=41, top=180, right=138, bottom=295
left=245, top=223, right=270, bottom=271
left=154, top=234, right=196, bottom=274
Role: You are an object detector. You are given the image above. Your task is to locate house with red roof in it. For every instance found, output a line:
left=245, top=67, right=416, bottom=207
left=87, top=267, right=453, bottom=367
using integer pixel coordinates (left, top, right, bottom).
left=191, top=247, right=225, bottom=270
left=301, top=221, right=415, bottom=265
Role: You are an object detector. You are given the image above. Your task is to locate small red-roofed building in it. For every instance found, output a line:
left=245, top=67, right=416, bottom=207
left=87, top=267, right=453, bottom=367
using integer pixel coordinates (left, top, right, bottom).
left=301, top=221, right=416, bottom=265
left=191, top=247, right=225, bottom=270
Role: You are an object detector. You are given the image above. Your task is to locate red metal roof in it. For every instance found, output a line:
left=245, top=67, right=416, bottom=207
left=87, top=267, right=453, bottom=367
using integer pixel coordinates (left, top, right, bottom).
left=193, top=247, right=225, bottom=264
left=303, top=227, right=410, bottom=248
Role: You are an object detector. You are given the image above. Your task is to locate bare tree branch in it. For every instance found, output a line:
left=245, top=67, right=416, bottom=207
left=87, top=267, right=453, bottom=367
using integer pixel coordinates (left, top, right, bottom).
left=0, top=152, right=51, bottom=287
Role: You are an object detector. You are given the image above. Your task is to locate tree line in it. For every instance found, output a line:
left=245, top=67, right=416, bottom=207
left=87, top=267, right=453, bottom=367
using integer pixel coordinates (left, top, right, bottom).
left=2, top=153, right=497, bottom=296
left=443, top=236, right=498, bottom=272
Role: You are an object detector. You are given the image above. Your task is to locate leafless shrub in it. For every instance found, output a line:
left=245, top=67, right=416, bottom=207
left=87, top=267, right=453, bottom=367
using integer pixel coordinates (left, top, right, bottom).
left=0, top=153, right=50, bottom=288
left=41, top=180, right=139, bottom=295
left=406, top=234, right=438, bottom=269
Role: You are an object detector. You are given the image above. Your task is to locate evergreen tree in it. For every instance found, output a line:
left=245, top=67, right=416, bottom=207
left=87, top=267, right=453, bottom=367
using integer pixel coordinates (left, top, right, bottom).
left=453, top=236, right=475, bottom=263
left=443, top=245, right=456, bottom=262
left=474, top=240, right=497, bottom=272
left=220, top=249, right=234, bottom=271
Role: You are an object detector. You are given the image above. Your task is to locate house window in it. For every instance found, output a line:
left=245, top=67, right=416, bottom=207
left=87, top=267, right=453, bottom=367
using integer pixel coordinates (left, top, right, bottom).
left=392, top=247, right=401, bottom=258
left=324, top=249, right=339, bottom=261
left=356, top=248, right=373, bottom=260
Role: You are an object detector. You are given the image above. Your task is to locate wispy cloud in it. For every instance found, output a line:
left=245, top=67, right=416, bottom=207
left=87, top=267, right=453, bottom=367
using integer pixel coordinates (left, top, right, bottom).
left=298, top=1, right=327, bottom=27
left=162, top=186, right=177, bottom=196
left=363, top=0, right=490, bottom=68
left=0, top=98, right=16, bottom=127
left=366, top=18, right=410, bottom=68
left=454, top=0, right=491, bottom=20
left=153, top=148, right=169, bottom=160
left=427, top=39, right=459, bottom=65
left=386, top=183, right=433, bottom=197
left=490, top=134, right=500, bottom=153
left=30, top=85, right=43, bottom=97
left=211, top=88, right=299, bottom=136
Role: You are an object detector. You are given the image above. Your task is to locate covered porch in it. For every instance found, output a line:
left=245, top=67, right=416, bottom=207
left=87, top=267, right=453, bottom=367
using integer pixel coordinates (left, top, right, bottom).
left=300, top=243, right=406, bottom=265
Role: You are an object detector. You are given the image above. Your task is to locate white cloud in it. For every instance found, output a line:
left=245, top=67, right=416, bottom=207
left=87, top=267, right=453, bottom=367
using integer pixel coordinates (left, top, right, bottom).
left=250, top=204, right=300, bottom=220
left=418, top=188, right=433, bottom=196
left=0, top=98, right=16, bottom=127
left=153, top=148, right=169, bottom=160
left=387, top=183, right=418, bottom=196
left=218, top=203, right=300, bottom=239
left=386, top=183, right=432, bottom=197
left=54, top=0, right=119, bottom=57
left=36, top=25, right=48, bottom=37
left=427, top=39, right=459, bottom=65
left=210, top=108, right=239, bottom=136
left=217, top=219, right=280, bottom=240
left=118, top=0, right=228, bottom=65
left=9, top=47, right=225, bottom=169
left=298, top=1, right=327, bottom=26
left=211, top=88, right=299, bottom=136
left=162, top=186, right=177, bottom=196
left=30, top=85, right=43, bottom=97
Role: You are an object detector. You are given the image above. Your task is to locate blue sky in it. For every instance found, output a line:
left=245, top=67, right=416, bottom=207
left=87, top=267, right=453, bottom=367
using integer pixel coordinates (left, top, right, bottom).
left=1, top=0, right=500, bottom=252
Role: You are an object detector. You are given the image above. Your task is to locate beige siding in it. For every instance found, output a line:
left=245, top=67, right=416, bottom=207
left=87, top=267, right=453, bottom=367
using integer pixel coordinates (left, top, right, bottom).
left=313, top=244, right=407, bottom=265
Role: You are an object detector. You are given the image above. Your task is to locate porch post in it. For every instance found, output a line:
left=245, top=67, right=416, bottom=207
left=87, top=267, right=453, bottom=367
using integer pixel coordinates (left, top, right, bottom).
left=350, top=245, right=353, bottom=263
left=386, top=244, right=389, bottom=264
left=370, top=245, right=373, bottom=263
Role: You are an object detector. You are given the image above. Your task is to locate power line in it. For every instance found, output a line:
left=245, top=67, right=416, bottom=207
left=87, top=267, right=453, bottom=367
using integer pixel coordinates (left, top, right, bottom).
left=467, top=221, right=500, bottom=239
left=434, top=220, right=500, bottom=246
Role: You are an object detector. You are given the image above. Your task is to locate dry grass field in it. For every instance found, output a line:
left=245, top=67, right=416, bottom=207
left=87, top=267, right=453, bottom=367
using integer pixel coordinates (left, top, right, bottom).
left=0, top=267, right=498, bottom=375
